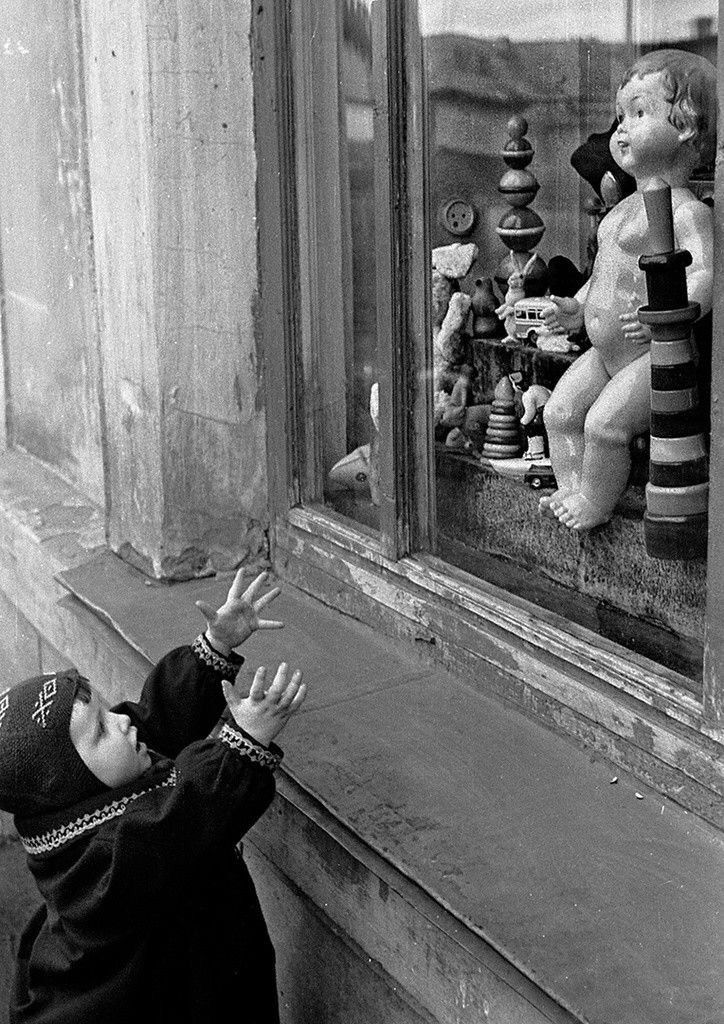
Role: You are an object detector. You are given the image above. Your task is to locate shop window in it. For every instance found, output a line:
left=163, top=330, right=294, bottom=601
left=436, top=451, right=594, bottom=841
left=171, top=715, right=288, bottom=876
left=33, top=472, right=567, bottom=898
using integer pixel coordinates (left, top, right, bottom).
left=421, top=2, right=718, bottom=687
left=267, top=0, right=724, bottom=727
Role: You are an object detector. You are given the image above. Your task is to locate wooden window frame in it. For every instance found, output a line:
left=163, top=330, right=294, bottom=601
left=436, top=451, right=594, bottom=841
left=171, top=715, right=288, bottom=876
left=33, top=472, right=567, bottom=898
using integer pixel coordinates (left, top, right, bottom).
left=253, top=1, right=724, bottom=757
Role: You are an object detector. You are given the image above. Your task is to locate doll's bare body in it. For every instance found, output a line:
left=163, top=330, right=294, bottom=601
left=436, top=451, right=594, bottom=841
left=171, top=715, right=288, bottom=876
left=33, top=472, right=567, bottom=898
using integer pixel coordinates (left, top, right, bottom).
left=540, top=53, right=715, bottom=530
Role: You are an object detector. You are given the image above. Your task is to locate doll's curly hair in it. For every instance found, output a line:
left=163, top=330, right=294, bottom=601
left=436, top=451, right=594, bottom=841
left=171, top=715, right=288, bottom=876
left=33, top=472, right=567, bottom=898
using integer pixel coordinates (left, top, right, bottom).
left=621, top=49, right=717, bottom=170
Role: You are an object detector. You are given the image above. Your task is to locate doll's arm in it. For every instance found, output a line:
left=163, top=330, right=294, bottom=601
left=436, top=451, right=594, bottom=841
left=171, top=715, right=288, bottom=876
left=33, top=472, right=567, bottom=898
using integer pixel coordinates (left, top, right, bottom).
left=676, top=200, right=714, bottom=317
left=542, top=291, right=586, bottom=333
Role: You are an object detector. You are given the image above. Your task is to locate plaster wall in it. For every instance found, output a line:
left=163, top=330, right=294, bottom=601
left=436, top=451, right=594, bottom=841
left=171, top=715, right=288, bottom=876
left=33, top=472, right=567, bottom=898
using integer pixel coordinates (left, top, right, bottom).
left=0, top=1, right=268, bottom=579
left=0, top=1, right=104, bottom=504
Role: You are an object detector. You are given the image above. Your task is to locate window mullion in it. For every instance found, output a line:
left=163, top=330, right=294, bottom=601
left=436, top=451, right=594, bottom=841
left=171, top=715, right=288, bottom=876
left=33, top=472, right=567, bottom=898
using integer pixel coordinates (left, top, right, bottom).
left=373, top=0, right=414, bottom=559
left=703, top=22, right=724, bottom=726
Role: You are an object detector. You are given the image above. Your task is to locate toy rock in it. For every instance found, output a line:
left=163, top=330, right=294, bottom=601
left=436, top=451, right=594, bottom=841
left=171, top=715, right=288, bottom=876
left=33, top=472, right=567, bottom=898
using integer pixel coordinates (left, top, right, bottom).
left=432, top=242, right=479, bottom=280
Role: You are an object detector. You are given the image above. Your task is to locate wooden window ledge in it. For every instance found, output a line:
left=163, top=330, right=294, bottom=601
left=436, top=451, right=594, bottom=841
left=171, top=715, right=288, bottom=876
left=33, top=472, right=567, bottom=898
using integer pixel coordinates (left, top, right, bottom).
left=55, top=550, right=724, bottom=1024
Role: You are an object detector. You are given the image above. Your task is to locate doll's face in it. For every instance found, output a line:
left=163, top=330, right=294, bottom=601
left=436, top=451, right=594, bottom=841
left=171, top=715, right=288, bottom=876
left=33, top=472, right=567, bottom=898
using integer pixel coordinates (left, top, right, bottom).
left=70, top=682, right=152, bottom=787
left=610, top=72, right=692, bottom=180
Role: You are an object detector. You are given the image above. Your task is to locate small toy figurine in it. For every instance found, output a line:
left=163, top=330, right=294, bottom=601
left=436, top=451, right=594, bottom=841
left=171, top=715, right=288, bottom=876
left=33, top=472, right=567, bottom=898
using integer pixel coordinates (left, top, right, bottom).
left=540, top=49, right=715, bottom=531
left=471, top=277, right=501, bottom=338
left=434, top=289, right=472, bottom=388
left=495, top=253, right=537, bottom=341
left=327, top=384, right=381, bottom=506
left=327, top=443, right=374, bottom=497
left=438, top=365, right=490, bottom=451
left=431, top=243, right=478, bottom=399
left=518, top=383, right=552, bottom=460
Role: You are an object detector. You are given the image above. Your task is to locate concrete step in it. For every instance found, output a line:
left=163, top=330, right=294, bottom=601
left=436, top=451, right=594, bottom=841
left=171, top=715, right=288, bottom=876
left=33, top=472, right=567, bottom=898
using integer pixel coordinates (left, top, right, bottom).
left=53, top=552, right=724, bottom=1024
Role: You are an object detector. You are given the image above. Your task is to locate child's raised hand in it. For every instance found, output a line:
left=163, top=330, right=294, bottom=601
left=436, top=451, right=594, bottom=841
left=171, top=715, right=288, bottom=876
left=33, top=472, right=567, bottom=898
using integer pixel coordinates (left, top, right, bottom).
left=223, top=664, right=306, bottom=747
left=196, top=569, right=283, bottom=655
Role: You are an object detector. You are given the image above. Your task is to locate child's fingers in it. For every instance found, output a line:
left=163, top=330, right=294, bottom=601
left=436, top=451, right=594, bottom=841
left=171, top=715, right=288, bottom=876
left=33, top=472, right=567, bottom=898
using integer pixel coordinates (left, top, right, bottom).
left=222, top=679, right=240, bottom=707
left=288, top=683, right=307, bottom=712
left=277, top=669, right=303, bottom=709
left=265, top=663, right=289, bottom=701
left=195, top=600, right=218, bottom=624
left=256, top=618, right=284, bottom=630
left=253, top=586, right=281, bottom=611
left=238, top=570, right=269, bottom=604
left=225, top=567, right=257, bottom=602
left=249, top=666, right=268, bottom=701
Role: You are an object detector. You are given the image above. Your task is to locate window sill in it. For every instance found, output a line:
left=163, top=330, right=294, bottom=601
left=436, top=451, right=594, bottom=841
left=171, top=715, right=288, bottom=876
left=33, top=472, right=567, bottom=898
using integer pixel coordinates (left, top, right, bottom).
left=283, top=504, right=705, bottom=721
left=55, top=547, right=724, bottom=1024
left=273, top=505, right=724, bottom=826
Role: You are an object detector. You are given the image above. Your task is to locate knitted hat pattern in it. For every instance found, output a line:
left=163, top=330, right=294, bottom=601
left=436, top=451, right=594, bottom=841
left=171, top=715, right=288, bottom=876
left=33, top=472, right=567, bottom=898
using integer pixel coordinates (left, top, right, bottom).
left=0, top=669, right=107, bottom=818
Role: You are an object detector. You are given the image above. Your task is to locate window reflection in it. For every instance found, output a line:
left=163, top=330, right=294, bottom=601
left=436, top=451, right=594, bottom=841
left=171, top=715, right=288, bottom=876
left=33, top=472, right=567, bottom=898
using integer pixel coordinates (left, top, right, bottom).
left=422, top=0, right=717, bottom=685
left=324, top=0, right=380, bottom=530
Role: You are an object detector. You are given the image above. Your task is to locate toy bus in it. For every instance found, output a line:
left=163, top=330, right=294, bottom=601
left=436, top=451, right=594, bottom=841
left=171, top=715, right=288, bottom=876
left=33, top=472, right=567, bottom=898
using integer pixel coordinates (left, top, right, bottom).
left=512, top=297, right=557, bottom=343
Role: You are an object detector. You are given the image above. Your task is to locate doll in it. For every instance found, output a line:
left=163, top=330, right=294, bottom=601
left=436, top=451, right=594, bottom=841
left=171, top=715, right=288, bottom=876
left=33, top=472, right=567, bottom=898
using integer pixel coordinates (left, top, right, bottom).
left=540, top=49, right=716, bottom=531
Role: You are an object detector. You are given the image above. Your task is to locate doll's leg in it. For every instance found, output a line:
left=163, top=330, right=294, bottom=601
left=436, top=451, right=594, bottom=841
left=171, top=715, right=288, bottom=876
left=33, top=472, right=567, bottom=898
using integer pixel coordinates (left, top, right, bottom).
left=540, top=349, right=610, bottom=516
left=555, top=353, right=650, bottom=530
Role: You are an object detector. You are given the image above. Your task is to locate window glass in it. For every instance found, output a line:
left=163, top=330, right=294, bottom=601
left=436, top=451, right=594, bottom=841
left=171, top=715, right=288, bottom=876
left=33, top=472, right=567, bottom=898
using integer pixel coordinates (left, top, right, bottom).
left=420, top=0, right=717, bottom=688
left=324, top=0, right=380, bottom=530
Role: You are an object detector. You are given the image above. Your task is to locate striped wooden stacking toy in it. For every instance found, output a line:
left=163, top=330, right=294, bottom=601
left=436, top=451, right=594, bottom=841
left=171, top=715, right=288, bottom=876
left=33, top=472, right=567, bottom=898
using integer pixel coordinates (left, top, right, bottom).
left=638, top=183, right=708, bottom=560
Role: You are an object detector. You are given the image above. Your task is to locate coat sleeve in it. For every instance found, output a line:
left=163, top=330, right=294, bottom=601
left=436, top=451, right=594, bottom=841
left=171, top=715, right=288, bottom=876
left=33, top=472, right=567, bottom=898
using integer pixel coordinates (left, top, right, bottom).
left=111, top=636, right=244, bottom=758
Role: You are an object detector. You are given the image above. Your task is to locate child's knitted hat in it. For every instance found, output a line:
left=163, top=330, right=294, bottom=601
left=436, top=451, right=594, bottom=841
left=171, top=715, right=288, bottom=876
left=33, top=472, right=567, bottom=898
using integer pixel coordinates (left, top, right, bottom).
left=0, top=669, right=107, bottom=817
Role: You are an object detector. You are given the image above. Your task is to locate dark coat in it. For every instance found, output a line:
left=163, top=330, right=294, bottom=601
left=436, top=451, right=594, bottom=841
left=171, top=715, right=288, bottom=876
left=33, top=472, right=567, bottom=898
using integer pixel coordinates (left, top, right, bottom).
left=11, top=642, right=281, bottom=1024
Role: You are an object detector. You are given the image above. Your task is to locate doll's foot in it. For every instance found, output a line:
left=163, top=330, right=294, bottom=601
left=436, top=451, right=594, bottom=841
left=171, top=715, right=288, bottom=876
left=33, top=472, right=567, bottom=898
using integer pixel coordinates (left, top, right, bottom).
left=553, top=491, right=611, bottom=531
left=539, top=488, right=570, bottom=518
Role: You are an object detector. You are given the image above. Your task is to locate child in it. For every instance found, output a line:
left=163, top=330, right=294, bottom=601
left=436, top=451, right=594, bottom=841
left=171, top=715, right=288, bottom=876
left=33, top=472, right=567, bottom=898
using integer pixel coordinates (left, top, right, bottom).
left=541, top=49, right=716, bottom=531
left=0, top=569, right=306, bottom=1024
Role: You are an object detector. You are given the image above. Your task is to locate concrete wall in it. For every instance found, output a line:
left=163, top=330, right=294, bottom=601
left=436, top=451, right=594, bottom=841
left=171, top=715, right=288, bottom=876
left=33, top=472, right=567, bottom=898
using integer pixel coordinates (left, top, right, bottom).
left=0, top=0, right=268, bottom=579
left=0, top=1, right=104, bottom=503
left=0, top=592, right=71, bottom=1024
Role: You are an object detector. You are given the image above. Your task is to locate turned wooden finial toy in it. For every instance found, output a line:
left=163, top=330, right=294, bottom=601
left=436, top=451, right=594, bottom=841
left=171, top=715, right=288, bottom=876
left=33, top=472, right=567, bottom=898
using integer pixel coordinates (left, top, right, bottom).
left=471, top=277, right=501, bottom=338
left=482, top=376, right=523, bottom=460
left=638, top=180, right=708, bottom=560
left=495, top=115, right=548, bottom=299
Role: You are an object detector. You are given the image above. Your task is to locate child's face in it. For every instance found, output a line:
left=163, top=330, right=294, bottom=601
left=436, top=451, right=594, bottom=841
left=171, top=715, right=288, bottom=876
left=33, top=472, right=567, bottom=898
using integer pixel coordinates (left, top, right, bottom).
left=70, top=685, right=152, bottom=788
left=611, top=72, right=689, bottom=180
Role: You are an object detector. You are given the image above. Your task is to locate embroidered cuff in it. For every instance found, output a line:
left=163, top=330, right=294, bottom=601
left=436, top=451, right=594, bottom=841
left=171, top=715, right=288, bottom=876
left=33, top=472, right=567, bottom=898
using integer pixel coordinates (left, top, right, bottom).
left=219, top=723, right=282, bottom=771
left=191, top=634, right=243, bottom=680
